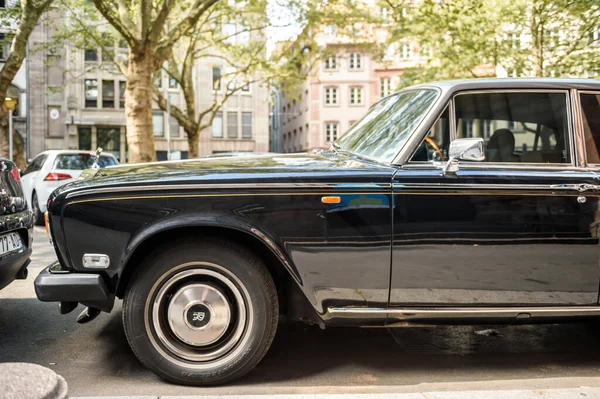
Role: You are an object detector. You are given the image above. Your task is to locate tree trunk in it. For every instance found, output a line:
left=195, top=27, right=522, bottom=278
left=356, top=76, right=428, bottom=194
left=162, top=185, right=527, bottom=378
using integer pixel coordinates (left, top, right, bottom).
left=0, top=104, right=25, bottom=169
left=125, top=46, right=156, bottom=163
left=186, top=128, right=199, bottom=158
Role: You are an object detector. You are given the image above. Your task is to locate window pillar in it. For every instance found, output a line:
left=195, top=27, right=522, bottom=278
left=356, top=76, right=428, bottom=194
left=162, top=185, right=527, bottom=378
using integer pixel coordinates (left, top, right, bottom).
left=120, top=126, right=126, bottom=162
left=91, top=125, right=97, bottom=150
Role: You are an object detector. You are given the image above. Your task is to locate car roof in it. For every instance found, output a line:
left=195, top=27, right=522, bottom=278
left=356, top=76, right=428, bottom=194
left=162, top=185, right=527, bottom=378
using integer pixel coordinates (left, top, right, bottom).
left=412, top=77, right=600, bottom=92
left=36, top=150, right=116, bottom=158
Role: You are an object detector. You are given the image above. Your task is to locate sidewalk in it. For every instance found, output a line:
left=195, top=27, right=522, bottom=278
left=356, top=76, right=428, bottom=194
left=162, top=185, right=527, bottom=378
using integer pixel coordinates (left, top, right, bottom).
left=75, top=388, right=600, bottom=399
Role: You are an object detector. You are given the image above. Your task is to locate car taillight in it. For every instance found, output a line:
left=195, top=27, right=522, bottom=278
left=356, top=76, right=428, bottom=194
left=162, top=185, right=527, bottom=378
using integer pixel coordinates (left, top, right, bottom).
left=10, top=167, right=20, bottom=182
left=44, top=172, right=72, bottom=181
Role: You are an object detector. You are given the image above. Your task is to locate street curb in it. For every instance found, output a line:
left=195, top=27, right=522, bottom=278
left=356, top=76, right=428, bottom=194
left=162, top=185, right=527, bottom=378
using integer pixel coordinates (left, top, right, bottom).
left=72, top=387, right=600, bottom=399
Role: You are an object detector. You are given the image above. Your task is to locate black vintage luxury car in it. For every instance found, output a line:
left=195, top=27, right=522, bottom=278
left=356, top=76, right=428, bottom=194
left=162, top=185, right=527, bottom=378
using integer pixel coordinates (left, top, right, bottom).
left=0, top=159, right=33, bottom=291
left=35, top=78, right=600, bottom=385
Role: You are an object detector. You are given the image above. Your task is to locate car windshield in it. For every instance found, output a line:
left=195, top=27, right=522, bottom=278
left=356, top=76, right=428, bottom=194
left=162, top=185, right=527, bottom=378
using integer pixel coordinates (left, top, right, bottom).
left=335, top=88, right=439, bottom=163
left=53, top=154, right=118, bottom=170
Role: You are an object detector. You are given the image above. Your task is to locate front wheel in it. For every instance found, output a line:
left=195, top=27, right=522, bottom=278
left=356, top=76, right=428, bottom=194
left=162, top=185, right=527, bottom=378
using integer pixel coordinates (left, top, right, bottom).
left=123, top=239, right=278, bottom=385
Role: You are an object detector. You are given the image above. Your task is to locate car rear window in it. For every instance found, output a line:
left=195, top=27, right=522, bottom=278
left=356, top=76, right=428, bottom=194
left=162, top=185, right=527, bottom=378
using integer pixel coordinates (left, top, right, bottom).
left=53, top=154, right=117, bottom=170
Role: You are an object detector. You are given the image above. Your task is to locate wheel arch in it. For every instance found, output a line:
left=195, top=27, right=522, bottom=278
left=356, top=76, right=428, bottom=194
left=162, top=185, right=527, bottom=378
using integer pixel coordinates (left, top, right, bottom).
left=114, top=221, right=317, bottom=322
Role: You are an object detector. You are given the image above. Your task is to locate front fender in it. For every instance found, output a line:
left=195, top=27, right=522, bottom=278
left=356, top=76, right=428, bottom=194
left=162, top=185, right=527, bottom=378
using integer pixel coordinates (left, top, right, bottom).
left=120, top=212, right=302, bottom=284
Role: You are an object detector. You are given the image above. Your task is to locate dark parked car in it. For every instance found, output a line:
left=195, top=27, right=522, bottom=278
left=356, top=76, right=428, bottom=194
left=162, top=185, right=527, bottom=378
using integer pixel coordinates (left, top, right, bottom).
left=34, top=78, right=600, bottom=385
left=0, top=159, right=33, bottom=291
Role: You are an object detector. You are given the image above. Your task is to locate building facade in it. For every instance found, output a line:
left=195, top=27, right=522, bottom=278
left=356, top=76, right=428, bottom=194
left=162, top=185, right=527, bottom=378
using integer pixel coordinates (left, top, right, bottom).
left=22, top=11, right=269, bottom=161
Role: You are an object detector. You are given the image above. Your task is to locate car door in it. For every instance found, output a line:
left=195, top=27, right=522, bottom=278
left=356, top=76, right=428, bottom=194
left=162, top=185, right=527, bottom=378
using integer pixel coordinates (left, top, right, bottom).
left=390, top=89, right=600, bottom=306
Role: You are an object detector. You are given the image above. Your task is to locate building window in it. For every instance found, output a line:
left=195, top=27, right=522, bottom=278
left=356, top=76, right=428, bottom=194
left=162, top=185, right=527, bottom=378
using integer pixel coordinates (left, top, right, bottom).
left=325, top=25, right=336, bottom=37
left=84, top=49, right=97, bottom=62
left=84, top=79, right=98, bottom=108
left=0, top=33, right=5, bottom=60
left=78, top=127, right=92, bottom=150
left=241, top=81, right=250, bottom=92
left=401, top=43, right=413, bottom=60
left=227, top=111, right=238, bottom=138
left=349, top=53, right=362, bottom=70
left=324, top=55, right=336, bottom=70
left=349, top=86, right=363, bottom=105
left=212, top=112, right=223, bottom=138
left=154, top=72, right=162, bottom=89
left=0, top=0, right=5, bottom=8
left=380, top=6, right=390, bottom=21
left=119, top=81, right=126, bottom=108
left=380, top=78, right=391, bottom=97
left=212, top=67, right=221, bottom=91
left=102, top=47, right=113, bottom=62
left=97, top=127, right=121, bottom=161
left=324, top=87, right=338, bottom=105
left=169, top=116, right=180, bottom=137
left=589, top=26, right=600, bottom=44
left=153, top=111, right=164, bottom=137
left=168, top=77, right=178, bottom=89
left=102, top=80, right=115, bottom=108
left=242, top=112, right=252, bottom=138
left=326, top=122, right=338, bottom=142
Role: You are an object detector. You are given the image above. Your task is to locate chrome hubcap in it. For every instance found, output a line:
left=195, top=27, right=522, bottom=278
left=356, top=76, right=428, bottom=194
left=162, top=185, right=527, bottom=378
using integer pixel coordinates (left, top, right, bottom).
left=167, top=283, right=231, bottom=346
left=148, top=265, right=249, bottom=363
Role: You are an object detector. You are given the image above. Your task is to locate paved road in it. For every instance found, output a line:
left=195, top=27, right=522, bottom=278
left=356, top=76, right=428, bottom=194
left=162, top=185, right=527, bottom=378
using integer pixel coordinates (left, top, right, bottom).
left=1, top=227, right=600, bottom=397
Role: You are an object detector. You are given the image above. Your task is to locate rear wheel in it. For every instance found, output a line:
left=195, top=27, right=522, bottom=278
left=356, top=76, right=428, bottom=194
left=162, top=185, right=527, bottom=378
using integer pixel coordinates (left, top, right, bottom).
left=123, top=239, right=278, bottom=385
left=31, top=192, right=44, bottom=226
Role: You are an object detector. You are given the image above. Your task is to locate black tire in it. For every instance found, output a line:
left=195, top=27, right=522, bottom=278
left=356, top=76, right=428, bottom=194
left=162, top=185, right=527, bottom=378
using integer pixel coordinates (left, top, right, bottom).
left=122, top=238, right=278, bottom=386
left=32, top=192, right=44, bottom=226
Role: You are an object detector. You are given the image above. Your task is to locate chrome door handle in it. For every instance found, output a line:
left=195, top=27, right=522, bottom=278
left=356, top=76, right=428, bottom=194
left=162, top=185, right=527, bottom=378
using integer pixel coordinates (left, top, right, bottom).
left=550, top=183, right=600, bottom=192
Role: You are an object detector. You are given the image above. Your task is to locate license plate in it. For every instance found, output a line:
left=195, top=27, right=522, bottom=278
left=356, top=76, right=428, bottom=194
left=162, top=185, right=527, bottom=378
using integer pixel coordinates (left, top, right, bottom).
left=0, top=232, right=22, bottom=256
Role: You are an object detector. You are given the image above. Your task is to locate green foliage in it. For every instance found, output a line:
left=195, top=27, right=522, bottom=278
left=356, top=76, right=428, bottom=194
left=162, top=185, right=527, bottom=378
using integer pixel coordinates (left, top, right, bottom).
left=388, top=0, right=600, bottom=87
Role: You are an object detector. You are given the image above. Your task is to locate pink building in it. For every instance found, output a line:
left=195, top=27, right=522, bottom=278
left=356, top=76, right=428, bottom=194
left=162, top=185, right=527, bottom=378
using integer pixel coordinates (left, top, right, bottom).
left=279, top=19, right=423, bottom=153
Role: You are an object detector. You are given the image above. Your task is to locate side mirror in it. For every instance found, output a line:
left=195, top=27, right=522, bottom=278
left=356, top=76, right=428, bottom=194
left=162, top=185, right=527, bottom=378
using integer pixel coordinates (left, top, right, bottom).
left=442, top=138, right=485, bottom=175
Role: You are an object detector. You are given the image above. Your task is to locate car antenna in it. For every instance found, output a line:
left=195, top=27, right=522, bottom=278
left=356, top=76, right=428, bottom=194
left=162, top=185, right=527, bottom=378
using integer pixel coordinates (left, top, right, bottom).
left=91, top=147, right=103, bottom=169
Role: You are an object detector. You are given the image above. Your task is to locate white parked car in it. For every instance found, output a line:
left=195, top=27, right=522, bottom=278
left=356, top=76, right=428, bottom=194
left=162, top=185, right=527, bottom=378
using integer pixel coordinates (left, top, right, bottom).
left=21, top=150, right=119, bottom=224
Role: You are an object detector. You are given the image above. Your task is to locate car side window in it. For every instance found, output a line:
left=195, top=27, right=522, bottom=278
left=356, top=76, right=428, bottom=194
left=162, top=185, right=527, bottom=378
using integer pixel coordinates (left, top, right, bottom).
left=579, top=93, right=600, bottom=164
left=22, top=155, right=47, bottom=176
left=454, top=91, right=570, bottom=164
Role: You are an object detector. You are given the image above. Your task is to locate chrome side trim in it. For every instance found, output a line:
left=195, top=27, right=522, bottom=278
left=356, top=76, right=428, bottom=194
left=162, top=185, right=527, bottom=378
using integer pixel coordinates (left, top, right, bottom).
left=327, top=306, right=600, bottom=321
left=64, top=182, right=393, bottom=199
left=401, top=163, right=584, bottom=171
left=393, top=182, right=600, bottom=192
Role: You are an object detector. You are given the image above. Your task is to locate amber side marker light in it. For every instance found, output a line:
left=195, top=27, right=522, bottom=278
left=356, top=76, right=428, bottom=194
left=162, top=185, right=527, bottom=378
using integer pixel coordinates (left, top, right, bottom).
left=44, top=212, right=49, bottom=234
left=321, top=196, right=341, bottom=204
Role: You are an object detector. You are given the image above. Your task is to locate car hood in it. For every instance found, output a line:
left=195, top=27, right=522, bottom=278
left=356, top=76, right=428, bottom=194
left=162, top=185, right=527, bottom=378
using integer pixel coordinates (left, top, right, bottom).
left=54, top=152, right=394, bottom=197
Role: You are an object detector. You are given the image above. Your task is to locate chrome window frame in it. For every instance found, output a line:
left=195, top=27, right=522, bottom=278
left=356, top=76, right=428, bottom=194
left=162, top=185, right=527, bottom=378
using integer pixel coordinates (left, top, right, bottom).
left=395, top=88, right=577, bottom=170
left=574, top=89, right=600, bottom=167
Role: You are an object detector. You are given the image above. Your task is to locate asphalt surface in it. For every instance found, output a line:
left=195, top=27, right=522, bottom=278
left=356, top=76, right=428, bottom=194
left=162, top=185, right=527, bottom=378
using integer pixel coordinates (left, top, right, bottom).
left=1, top=228, right=600, bottom=396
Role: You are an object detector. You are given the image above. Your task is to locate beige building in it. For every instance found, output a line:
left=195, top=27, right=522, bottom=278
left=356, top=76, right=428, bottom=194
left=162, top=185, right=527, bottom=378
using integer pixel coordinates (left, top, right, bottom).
left=25, top=12, right=269, bottom=161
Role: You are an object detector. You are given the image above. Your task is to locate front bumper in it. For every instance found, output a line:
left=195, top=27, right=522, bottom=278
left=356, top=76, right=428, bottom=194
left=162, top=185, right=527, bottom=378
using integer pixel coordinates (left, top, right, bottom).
left=34, top=261, right=115, bottom=312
